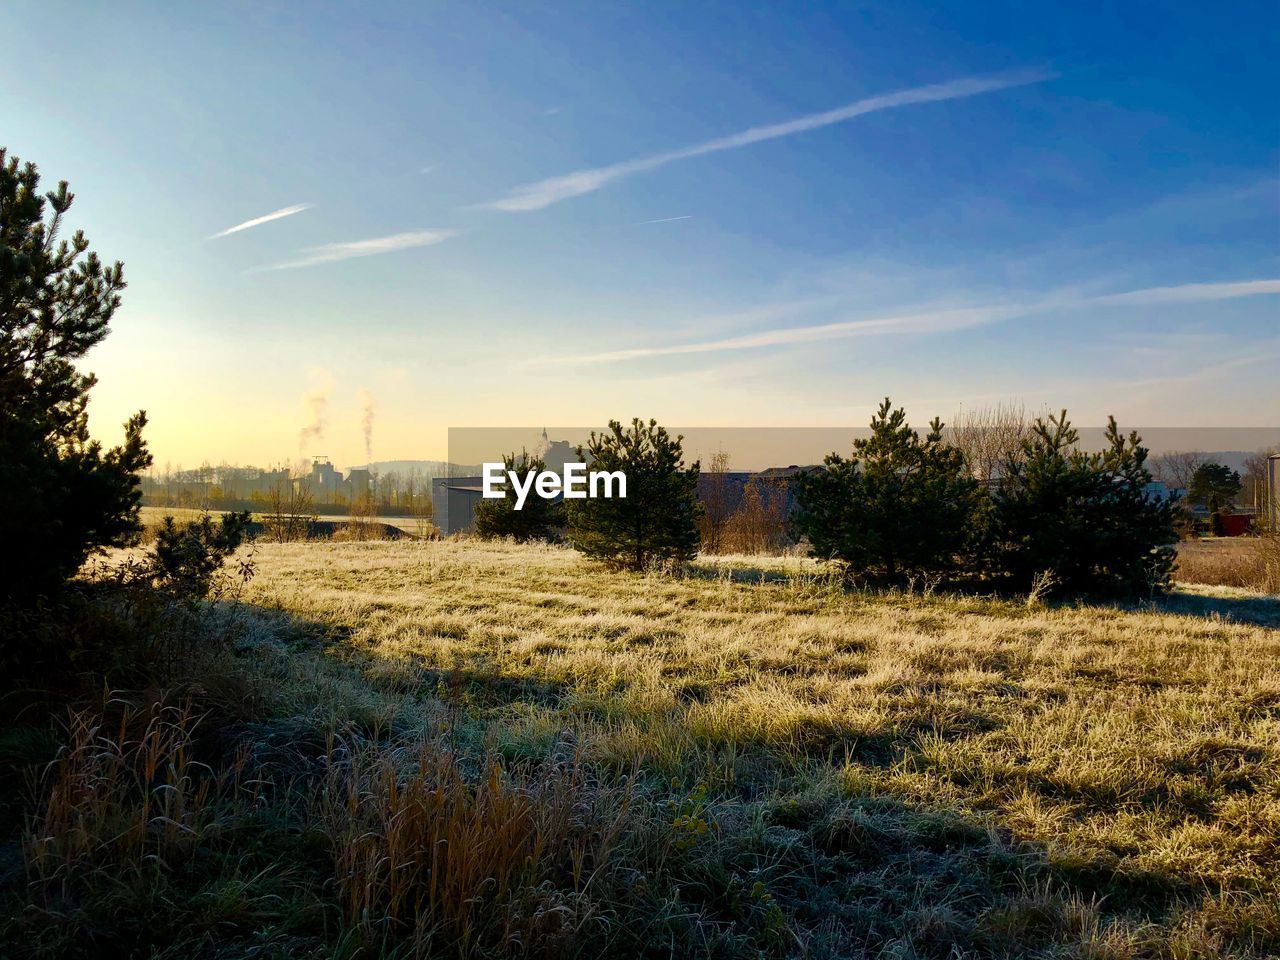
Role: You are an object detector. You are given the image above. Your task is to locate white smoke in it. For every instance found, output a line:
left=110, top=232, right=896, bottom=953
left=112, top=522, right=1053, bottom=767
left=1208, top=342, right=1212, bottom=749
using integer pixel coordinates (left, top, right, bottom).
left=298, top=368, right=335, bottom=451
left=358, top=388, right=375, bottom=463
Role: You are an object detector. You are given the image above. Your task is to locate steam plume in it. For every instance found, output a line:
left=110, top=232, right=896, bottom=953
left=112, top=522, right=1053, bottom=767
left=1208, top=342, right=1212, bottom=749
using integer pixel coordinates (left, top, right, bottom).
left=298, top=370, right=334, bottom=451
left=358, top=388, right=376, bottom=462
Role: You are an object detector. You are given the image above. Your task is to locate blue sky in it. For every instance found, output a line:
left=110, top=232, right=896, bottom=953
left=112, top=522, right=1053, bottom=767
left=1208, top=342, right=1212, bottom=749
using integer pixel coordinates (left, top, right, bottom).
left=3, top=1, right=1277, bottom=467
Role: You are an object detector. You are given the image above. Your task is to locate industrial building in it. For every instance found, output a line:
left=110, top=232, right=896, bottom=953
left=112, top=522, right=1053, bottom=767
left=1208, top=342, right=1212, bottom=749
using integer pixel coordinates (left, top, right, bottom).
left=431, top=476, right=488, bottom=535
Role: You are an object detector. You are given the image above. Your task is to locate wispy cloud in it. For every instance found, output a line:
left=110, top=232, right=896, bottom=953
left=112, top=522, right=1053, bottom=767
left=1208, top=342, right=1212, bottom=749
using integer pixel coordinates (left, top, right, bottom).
left=548, top=306, right=1016, bottom=364
left=1089, top=278, right=1280, bottom=305
left=636, top=215, right=693, bottom=225
left=486, top=70, right=1052, bottom=212
left=209, top=204, right=312, bottom=239
left=1126, top=346, right=1280, bottom=390
left=543, top=278, right=1280, bottom=365
left=257, top=230, right=457, bottom=271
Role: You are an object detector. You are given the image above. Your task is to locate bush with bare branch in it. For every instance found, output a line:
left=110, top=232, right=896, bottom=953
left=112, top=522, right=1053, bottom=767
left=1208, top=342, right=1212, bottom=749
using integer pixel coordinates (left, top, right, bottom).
left=697, top=450, right=734, bottom=553
left=1148, top=450, right=1205, bottom=492
left=333, top=492, right=382, bottom=541
left=946, top=402, right=1028, bottom=482
left=263, top=473, right=316, bottom=543
left=722, top=478, right=791, bottom=554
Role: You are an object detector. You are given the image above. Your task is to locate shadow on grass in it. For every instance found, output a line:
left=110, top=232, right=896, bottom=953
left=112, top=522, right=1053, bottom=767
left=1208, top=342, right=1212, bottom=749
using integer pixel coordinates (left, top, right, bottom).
left=1156, top=586, right=1280, bottom=627
left=405, top=664, right=571, bottom=708
left=692, top=559, right=1280, bottom=631
left=685, top=561, right=806, bottom=585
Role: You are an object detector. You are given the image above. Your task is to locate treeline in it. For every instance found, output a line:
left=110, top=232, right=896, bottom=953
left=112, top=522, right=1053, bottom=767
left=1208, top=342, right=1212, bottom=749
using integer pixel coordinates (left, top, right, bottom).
left=142, top=465, right=436, bottom=516
left=477, top=402, right=1178, bottom=599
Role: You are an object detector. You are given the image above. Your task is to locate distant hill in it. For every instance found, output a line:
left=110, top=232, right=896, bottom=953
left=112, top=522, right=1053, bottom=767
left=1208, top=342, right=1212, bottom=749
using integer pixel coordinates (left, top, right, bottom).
left=352, top=460, right=482, bottom=477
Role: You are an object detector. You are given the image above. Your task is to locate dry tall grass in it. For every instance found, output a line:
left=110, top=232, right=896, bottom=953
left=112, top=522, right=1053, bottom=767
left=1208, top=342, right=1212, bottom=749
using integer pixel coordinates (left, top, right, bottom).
left=26, top=698, right=223, bottom=895
left=322, top=739, right=629, bottom=954
left=1176, top=535, right=1280, bottom=593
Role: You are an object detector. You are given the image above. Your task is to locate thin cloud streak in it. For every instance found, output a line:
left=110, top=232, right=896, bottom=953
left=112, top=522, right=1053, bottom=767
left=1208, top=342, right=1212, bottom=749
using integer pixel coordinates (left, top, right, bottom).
left=544, top=278, right=1280, bottom=365
left=636, top=215, right=693, bottom=225
left=210, top=204, right=312, bottom=239
left=1090, top=278, right=1280, bottom=305
left=548, top=306, right=1018, bottom=364
left=1126, top=347, right=1280, bottom=390
left=486, top=70, right=1052, bottom=212
left=257, top=230, right=457, bottom=271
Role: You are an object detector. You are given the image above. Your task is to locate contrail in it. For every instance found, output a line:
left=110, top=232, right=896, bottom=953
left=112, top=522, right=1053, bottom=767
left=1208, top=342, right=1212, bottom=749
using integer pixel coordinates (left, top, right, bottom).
left=258, top=229, right=456, bottom=271
left=538, top=278, right=1280, bottom=364
left=486, top=69, right=1052, bottom=212
left=210, top=203, right=311, bottom=239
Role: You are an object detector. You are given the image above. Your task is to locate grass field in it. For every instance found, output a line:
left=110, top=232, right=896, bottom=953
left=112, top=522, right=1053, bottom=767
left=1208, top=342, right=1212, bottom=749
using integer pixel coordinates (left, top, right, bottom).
left=228, top=541, right=1280, bottom=954
left=13, top=538, right=1277, bottom=958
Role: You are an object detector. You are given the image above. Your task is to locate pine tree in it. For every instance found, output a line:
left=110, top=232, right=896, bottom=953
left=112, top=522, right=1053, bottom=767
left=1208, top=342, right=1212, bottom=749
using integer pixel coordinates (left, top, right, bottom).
left=991, top=412, right=1176, bottom=596
left=0, top=148, right=151, bottom=602
left=566, top=419, right=700, bottom=571
left=1188, top=462, right=1242, bottom=510
left=794, top=398, right=983, bottom=584
left=1095, top=417, right=1179, bottom=593
left=472, top=451, right=565, bottom=542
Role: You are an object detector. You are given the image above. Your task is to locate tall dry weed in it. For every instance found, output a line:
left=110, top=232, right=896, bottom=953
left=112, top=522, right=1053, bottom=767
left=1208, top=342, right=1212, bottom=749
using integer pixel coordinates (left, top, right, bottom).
left=1176, top=534, right=1280, bottom=593
left=24, top=696, right=251, bottom=903
left=319, top=737, right=630, bottom=956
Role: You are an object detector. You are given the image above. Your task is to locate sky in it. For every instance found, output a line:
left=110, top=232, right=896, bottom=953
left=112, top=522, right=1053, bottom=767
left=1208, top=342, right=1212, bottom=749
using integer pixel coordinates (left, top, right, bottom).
left=2, top=1, right=1277, bottom=470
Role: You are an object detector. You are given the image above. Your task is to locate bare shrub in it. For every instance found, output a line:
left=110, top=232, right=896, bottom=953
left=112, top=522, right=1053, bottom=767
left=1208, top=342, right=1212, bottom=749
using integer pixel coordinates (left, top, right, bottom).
left=1242, top=446, right=1280, bottom=519
left=697, top=450, right=734, bottom=553
left=946, top=401, right=1028, bottom=481
left=721, top=478, right=790, bottom=554
left=1025, top=569, right=1060, bottom=608
left=409, top=485, right=436, bottom=539
left=264, top=473, right=316, bottom=543
left=332, top=493, right=388, bottom=541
